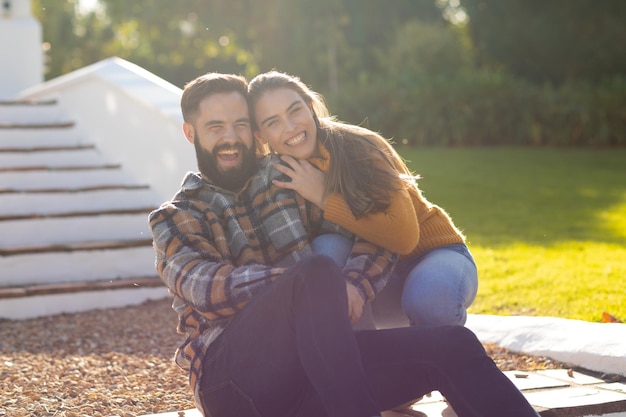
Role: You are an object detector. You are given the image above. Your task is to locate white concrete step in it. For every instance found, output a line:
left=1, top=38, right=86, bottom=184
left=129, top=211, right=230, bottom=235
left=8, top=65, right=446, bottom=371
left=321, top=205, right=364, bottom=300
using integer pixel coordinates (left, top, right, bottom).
left=0, top=100, right=67, bottom=124
left=0, top=169, right=142, bottom=190
left=0, top=187, right=159, bottom=218
left=0, top=285, right=169, bottom=320
left=0, top=125, right=84, bottom=148
left=0, top=213, right=151, bottom=247
left=0, top=99, right=168, bottom=319
left=0, top=147, right=111, bottom=169
left=0, top=245, right=156, bottom=286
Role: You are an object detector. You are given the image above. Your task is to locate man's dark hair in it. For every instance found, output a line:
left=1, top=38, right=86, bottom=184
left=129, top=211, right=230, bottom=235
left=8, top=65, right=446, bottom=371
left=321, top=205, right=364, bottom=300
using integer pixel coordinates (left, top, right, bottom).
left=181, top=73, right=248, bottom=123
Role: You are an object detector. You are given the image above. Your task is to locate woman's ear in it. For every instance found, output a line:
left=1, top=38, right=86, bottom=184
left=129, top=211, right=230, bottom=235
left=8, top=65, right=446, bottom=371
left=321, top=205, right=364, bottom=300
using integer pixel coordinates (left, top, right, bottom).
left=253, top=130, right=267, bottom=146
left=254, top=130, right=272, bottom=155
left=182, top=123, right=195, bottom=144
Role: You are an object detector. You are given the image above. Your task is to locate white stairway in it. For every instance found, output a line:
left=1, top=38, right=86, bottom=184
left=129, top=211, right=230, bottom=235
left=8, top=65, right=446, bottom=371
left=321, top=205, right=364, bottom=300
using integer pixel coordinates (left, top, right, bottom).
left=0, top=98, right=168, bottom=320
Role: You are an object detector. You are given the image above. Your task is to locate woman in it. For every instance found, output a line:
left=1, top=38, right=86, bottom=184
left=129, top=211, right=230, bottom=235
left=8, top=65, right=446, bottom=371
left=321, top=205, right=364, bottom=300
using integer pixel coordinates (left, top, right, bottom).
left=248, top=71, right=478, bottom=328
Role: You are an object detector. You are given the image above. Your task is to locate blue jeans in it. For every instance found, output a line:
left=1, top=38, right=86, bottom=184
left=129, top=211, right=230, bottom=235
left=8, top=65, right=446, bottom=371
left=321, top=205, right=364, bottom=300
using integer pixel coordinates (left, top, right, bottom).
left=311, top=235, right=478, bottom=328
left=198, top=255, right=538, bottom=417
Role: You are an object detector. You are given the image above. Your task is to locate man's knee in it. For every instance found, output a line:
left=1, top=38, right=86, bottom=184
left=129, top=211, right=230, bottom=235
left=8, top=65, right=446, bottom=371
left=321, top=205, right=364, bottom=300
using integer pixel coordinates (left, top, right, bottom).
left=292, top=254, right=344, bottom=289
left=438, top=325, right=485, bottom=356
left=283, top=254, right=349, bottom=316
left=300, top=253, right=341, bottom=271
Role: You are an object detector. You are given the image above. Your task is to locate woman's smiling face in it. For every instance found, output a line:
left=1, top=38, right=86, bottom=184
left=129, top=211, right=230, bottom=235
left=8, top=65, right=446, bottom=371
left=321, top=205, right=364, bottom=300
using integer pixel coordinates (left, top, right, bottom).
left=252, top=88, right=318, bottom=160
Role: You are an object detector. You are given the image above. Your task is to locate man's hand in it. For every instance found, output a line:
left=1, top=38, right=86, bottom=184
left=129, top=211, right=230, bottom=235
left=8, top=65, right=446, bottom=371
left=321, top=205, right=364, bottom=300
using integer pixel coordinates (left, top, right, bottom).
left=346, top=283, right=365, bottom=324
left=272, top=155, right=327, bottom=209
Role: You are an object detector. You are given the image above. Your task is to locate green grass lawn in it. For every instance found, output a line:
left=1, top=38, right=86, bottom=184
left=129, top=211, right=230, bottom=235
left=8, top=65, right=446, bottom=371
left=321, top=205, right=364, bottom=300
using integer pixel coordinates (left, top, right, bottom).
left=398, top=147, right=626, bottom=322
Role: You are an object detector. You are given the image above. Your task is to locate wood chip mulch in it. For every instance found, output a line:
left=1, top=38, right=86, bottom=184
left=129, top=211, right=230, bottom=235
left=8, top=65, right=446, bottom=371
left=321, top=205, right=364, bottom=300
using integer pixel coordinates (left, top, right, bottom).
left=0, top=298, right=568, bottom=417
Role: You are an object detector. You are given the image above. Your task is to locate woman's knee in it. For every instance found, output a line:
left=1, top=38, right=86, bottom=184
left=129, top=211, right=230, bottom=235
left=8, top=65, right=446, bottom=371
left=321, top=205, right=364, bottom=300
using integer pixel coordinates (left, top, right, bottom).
left=311, top=234, right=352, bottom=266
left=402, top=293, right=468, bottom=327
left=401, top=250, right=478, bottom=326
left=400, top=274, right=467, bottom=326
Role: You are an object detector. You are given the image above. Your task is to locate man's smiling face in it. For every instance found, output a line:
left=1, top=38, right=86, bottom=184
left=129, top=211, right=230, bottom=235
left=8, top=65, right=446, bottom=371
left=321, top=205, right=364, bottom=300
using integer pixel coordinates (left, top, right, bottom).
left=183, top=91, right=256, bottom=191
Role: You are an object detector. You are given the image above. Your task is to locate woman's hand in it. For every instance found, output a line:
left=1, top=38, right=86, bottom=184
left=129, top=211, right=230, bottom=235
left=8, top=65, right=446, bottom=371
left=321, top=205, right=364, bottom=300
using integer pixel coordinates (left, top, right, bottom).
left=272, top=155, right=327, bottom=209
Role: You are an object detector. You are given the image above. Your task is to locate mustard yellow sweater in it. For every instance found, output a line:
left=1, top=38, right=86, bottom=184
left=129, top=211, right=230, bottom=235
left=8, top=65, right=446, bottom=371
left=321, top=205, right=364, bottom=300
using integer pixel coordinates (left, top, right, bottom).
left=310, top=144, right=465, bottom=260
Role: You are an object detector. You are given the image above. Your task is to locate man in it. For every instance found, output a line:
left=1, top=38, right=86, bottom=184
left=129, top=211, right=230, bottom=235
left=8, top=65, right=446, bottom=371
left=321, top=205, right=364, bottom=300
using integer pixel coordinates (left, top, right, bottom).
left=149, top=73, right=396, bottom=417
left=149, top=73, right=540, bottom=417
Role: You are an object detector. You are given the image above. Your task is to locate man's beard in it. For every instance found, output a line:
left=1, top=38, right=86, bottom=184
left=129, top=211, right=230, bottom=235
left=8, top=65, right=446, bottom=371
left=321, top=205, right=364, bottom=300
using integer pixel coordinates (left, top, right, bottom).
left=194, top=137, right=257, bottom=192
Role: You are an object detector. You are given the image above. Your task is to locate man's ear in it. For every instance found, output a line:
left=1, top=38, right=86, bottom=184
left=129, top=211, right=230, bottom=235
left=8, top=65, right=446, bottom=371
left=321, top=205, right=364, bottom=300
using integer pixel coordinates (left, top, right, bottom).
left=182, top=123, right=195, bottom=144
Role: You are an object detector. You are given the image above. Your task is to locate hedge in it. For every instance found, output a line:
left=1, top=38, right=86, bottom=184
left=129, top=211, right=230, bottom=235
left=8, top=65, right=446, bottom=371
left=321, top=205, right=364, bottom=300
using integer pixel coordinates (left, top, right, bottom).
left=336, top=72, right=626, bottom=147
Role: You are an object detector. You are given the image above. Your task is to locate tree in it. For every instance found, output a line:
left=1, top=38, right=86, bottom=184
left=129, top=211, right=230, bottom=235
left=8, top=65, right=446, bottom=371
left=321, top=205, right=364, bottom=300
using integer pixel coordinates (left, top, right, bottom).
left=460, top=0, right=626, bottom=83
left=35, top=0, right=450, bottom=93
left=33, top=0, right=114, bottom=78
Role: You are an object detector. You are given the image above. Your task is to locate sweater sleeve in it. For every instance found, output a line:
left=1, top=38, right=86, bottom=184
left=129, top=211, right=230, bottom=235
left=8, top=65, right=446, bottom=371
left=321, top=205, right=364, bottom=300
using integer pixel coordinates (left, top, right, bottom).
left=323, top=186, right=419, bottom=255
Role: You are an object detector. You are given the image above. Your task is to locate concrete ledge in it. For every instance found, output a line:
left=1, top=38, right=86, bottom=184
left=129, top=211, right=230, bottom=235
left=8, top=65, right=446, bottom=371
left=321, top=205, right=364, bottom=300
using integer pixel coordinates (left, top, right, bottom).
left=466, top=314, right=626, bottom=376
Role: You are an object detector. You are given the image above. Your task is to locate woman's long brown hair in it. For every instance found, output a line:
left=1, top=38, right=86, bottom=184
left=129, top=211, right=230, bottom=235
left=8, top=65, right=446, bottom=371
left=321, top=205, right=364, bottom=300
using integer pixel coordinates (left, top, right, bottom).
left=248, top=71, right=415, bottom=219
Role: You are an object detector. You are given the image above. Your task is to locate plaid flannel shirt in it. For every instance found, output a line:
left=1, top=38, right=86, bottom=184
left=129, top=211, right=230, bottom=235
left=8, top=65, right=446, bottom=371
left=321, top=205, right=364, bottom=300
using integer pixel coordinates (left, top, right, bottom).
left=148, top=155, right=397, bottom=409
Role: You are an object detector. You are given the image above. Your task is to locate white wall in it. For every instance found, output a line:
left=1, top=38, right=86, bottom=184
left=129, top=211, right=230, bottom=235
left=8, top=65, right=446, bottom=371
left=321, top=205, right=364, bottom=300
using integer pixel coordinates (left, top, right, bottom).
left=0, top=0, right=43, bottom=98
left=17, top=57, right=197, bottom=202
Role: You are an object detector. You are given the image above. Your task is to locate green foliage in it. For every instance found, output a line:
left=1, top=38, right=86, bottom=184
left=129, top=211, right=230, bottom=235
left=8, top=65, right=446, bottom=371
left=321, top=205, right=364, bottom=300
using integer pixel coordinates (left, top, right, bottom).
left=381, top=21, right=471, bottom=79
left=31, top=1, right=626, bottom=147
left=35, top=0, right=446, bottom=91
left=334, top=21, right=473, bottom=138
left=399, top=147, right=626, bottom=321
left=33, top=0, right=114, bottom=77
left=79, top=0, right=261, bottom=86
left=338, top=68, right=626, bottom=147
left=459, top=0, right=626, bottom=83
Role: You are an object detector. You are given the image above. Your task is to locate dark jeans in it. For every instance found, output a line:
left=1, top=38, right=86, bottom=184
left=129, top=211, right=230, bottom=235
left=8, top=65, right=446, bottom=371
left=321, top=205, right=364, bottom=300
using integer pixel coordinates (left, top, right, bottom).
left=198, top=255, right=538, bottom=417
